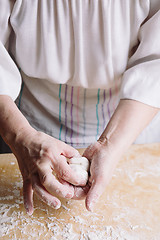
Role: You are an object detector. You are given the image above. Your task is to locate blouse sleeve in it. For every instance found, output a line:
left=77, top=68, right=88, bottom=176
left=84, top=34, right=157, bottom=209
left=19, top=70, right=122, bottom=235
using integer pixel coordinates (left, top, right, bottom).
left=0, top=0, right=21, bottom=101
left=120, top=5, right=160, bottom=108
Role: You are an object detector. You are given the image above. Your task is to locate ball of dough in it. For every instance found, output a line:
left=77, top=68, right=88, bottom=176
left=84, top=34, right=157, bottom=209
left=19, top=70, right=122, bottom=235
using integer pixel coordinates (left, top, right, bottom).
left=70, top=164, right=89, bottom=185
left=67, top=156, right=90, bottom=171
left=68, top=156, right=90, bottom=186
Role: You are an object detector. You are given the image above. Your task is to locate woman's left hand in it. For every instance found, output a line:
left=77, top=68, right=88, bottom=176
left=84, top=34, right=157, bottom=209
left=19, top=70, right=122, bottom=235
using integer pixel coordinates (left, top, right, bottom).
left=80, top=139, right=119, bottom=211
left=73, top=99, right=159, bottom=211
left=71, top=138, right=120, bottom=210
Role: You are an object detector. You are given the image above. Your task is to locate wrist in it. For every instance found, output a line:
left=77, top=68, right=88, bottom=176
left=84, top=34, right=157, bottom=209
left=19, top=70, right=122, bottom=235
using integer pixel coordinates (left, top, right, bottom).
left=98, top=99, right=159, bottom=155
left=97, top=134, right=125, bottom=159
left=4, top=122, right=35, bottom=150
left=0, top=95, right=35, bottom=149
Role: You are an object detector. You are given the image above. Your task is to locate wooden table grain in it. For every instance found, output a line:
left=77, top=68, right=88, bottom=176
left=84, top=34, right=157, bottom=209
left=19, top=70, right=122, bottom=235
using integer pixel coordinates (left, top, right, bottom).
left=0, top=144, right=160, bottom=239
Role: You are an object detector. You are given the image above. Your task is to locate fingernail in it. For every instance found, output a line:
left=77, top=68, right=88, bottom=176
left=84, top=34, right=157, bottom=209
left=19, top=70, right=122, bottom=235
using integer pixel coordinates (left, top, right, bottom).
left=26, top=208, right=33, bottom=216
left=87, top=202, right=94, bottom=212
left=25, top=204, right=33, bottom=216
left=54, top=204, right=61, bottom=210
left=53, top=202, right=61, bottom=209
left=65, top=192, right=73, bottom=198
left=88, top=205, right=93, bottom=212
left=65, top=190, right=74, bottom=198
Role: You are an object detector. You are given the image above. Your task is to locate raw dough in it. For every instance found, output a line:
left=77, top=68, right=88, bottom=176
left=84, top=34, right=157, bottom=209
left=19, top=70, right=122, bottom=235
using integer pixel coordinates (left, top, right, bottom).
left=67, top=156, right=90, bottom=185
left=1, top=145, right=160, bottom=239
left=69, top=164, right=88, bottom=185
left=67, top=156, right=90, bottom=171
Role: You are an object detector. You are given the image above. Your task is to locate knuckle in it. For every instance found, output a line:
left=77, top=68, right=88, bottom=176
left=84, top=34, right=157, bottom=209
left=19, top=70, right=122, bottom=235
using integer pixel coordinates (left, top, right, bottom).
left=40, top=174, right=50, bottom=186
left=74, top=179, right=81, bottom=186
left=60, top=169, right=70, bottom=179
left=32, top=181, right=36, bottom=190
left=40, top=146, right=52, bottom=158
left=23, top=178, right=31, bottom=187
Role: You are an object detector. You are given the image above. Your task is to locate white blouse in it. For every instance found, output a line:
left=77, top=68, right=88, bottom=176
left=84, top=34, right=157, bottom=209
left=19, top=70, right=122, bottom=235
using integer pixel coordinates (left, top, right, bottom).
left=0, top=0, right=160, bottom=148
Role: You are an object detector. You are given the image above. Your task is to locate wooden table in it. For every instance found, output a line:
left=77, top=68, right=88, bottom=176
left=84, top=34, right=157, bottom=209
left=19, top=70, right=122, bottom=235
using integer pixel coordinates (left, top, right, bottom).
left=0, top=144, right=160, bottom=239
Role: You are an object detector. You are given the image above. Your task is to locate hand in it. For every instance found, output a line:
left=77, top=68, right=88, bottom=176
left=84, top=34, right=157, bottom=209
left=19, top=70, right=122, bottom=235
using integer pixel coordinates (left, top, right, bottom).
left=1, top=97, right=158, bottom=214
left=82, top=138, right=119, bottom=211
left=12, top=129, right=84, bottom=215
left=0, top=96, right=89, bottom=215
left=81, top=99, right=159, bottom=211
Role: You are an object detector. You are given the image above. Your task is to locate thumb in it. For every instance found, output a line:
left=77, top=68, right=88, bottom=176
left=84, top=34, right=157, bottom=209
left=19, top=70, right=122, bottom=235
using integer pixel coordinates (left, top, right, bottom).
left=83, top=142, right=98, bottom=160
left=62, top=144, right=80, bottom=158
left=85, top=177, right=105, bottom=212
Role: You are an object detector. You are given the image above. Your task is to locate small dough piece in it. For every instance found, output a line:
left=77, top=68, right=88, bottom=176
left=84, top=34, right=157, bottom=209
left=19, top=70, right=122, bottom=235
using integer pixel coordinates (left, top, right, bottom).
left=69, top=164, right=89, bottom=186
left=67, top=157, right=90, bottom=171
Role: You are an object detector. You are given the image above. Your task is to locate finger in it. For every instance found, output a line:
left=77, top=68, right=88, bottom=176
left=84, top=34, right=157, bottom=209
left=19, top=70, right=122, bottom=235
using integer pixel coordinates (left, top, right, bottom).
left=23, top=179, right=34, bottom=215
left=57, top=176, right=73, bottom=186
left=37, top=162, right=75, bottom=198
left=57, top=176, right=89, bottom=199
left=82, top=143, right=98, bottom=160
left=85, top=178, right=105, bottom=212
left=32, top=174, right=61, bottom=209
left=55, top=155, right=88, bottom=186
left=62, top=144, right=80, bottom=158
left=72, top=185, right=90, bottom=200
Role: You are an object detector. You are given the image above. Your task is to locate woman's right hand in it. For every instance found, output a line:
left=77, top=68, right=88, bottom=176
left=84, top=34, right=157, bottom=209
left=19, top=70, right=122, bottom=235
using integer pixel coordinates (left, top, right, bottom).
left=11, top=129, right=85, bottom=215
left=0, top=96, right=88, bottom=215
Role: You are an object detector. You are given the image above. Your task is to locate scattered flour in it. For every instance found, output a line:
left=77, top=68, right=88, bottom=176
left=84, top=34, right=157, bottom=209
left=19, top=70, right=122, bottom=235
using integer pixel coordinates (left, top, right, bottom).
left=1, top=145, right=160, bottom=239
left=0, top=195, right=135, bottom=240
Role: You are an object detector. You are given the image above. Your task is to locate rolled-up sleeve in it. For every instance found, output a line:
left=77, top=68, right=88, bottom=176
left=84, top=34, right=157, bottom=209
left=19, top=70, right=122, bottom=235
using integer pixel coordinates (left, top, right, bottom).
left=120, top=7, right=160, bottom=108
left=0, top=0, right=21, bottom=101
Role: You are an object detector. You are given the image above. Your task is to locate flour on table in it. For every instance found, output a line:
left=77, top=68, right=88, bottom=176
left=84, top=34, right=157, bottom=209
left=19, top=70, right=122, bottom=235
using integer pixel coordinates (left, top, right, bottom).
left=1, top=145, right=160, bottom=239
